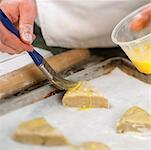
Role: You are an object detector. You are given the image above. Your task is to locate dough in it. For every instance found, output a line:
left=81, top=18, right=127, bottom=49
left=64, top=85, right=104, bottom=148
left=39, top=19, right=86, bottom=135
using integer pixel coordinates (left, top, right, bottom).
left=62, top=81, right=109, bottom=108
left=80, top=141, right=110, bottom=150
left=117, top=106, right=151, bottom=134
left=71, top=141, right=109, bottom=150
left=13, top=118, right=69, bottom=146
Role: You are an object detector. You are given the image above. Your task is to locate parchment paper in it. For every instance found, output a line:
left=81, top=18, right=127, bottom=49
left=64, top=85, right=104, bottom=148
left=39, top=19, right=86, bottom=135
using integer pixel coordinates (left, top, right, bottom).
left=0, top=68, right=151, bottom=150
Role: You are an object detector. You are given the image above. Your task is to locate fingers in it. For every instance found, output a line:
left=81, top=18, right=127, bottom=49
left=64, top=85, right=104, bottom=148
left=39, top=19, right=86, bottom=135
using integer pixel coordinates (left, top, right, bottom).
left=19, top=24, right=34, bottom=44
left=0, top=0, right=36, bottom=54
left=0, top=0, right=19, bottom=23
left=130, top=7, right=151, bottom=32
left=0, top=41, right=17, bottom=55
left=19, top=0, right=37, bottom=44
left=130, top=14, right=150, bottom=32
left=0, top=22, right=33, bottom=53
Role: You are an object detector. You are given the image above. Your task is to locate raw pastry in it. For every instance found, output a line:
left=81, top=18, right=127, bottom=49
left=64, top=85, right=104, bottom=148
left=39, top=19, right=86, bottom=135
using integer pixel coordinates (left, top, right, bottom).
left=117, top=106, right=151, bottom=134
left=80, top=141, right=110, bottom=150
left=13, top=118, right=69, bottom=146
left=62, top=81, right=109, bottom=108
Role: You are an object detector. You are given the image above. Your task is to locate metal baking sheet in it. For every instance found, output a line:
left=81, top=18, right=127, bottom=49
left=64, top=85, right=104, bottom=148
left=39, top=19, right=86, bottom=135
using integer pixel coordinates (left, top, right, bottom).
left=0, top=68, right=151, bottom=150
left=0, top=57, right=150, bottom=116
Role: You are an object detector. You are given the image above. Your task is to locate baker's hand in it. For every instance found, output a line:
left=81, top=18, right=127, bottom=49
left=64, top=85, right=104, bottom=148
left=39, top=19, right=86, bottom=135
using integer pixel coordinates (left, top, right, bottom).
left=130, top=6, right=151, bottom=32
left=0, top=0, right=37, bottom=54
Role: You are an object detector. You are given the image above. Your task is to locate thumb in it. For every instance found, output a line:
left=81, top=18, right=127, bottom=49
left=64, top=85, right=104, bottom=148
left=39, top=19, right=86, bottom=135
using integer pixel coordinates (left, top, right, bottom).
left=19, top=0, right=37, bottom=44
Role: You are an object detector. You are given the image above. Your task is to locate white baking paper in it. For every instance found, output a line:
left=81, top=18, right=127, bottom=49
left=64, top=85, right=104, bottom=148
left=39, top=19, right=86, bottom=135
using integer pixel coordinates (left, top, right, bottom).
left=0, top=68, right=151, bottom=150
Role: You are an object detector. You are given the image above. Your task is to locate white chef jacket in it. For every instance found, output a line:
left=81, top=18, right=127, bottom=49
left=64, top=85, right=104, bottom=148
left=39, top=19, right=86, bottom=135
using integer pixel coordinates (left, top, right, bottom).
left=36, top=0, right=150, bottom=48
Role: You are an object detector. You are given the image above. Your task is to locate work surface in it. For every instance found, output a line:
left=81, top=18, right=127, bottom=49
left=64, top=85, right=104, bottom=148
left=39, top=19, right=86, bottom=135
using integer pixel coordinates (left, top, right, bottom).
left=0, top=68, right=151, bottom=150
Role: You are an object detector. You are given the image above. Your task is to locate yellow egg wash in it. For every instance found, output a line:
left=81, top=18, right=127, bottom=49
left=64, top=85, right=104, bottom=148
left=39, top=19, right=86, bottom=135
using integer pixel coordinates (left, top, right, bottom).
left=68, top=81, right=94, bottom=111
left=131, top=60, right=151, bottom=74
left=68, top=82, right=82, bottom=93
left=128, top=43, right=151, bottom=74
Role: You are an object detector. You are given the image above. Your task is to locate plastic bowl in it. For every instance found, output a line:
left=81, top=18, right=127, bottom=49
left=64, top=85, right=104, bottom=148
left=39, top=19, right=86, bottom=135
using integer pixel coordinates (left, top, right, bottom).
left=112, top=3, right=151, bottom=74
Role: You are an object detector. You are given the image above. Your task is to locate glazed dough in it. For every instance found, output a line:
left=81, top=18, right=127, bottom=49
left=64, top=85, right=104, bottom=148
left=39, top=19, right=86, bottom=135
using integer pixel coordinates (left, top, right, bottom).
left=13, top=118, right=68, bottom=146
left=62, top=81, right=109, bottom=108
left=71, top=141, right=109, bottom=150
left=80, top=141, right=110, bottom=150
left=117, top=106, right=151, bottom=134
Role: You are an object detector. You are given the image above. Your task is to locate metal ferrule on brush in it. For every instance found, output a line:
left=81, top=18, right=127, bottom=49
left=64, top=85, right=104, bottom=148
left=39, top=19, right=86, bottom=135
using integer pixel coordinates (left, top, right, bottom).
left=38, top=60, right=65, bottom=90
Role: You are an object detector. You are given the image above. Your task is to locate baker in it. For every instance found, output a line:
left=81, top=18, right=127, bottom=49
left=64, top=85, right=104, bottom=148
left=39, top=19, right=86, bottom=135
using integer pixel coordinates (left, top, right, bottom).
left=0, top=0, right=150, bottom=54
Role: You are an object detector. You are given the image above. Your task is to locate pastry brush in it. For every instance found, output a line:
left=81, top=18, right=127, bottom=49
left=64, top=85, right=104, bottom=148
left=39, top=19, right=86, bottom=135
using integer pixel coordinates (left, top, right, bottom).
left=0, top=9, right=76, bottom=90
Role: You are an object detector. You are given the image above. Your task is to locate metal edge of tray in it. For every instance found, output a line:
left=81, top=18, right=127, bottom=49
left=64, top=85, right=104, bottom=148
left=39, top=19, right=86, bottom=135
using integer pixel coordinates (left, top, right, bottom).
left=0, top=57, right=150, bottom=116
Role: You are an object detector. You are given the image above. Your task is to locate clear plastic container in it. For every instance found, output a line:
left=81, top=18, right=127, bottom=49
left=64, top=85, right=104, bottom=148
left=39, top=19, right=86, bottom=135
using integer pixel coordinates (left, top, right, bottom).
left=112, top=3, right=151, bottom=74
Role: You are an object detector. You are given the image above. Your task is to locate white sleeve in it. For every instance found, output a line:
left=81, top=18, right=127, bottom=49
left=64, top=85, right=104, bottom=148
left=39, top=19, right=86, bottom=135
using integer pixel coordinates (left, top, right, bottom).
left=36, top=0, right=150, bottom=48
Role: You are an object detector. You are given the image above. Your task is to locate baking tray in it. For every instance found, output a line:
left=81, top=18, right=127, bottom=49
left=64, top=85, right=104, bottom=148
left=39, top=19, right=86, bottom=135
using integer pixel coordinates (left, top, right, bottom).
left=0, top=57, right=150, bottom=116
left=0, top=65, right=151, bottom=150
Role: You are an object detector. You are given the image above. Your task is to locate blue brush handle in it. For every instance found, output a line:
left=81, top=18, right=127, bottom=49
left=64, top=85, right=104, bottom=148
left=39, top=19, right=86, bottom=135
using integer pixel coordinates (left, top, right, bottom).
left=0, top=9, right=43, bottom=66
